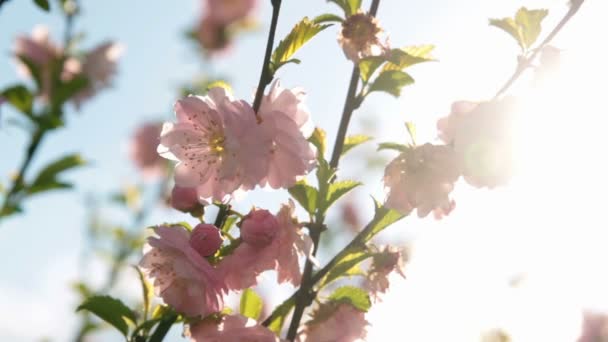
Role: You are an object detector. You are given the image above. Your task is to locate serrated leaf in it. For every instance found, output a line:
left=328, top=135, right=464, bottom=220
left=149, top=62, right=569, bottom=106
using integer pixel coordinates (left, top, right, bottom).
left=313, top=13, right=344, bottom=24
left=383, top=45, right=436, bottom=71
left=361, top=198, right=405, bottom=243
left=240, top=289, right=264, bottom=320
left=359, top=56, right=387, bottom=83
left=322, top=180, right=361, bottom=214
left=77, top=295, right=136, bottom=337
left=377, top=142, right=408, bottom=152
left=270, top=17, right=330, bottom=75
left=266, top=297, right=295, bottom=334
left=30, top=154, right=85, bottom=189
left=1, top=85, right=34, bottom=116
left=320, top=248, right=371, bottom=287
left=308, top=127, right=327, bottom=158
left=328, top=286, right=371, bottom=312
left=328, top=0, right=361, bottom=16
left=342, top=134, right=373, bottom=156
left=515, top=7, right=548, bottom=49
left=288, top=181, right=318, bottom=216
left=33, top=0, right=50, bottom=11
left=369, top=70, right=415, bottom=97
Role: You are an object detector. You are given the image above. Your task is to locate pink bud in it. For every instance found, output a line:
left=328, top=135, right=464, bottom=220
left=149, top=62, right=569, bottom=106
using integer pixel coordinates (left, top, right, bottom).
left=190, top=224, right=223, bottom=257
left=171, top=186, right=204, bottom=214
left=241, top=209, right=279, bottom=248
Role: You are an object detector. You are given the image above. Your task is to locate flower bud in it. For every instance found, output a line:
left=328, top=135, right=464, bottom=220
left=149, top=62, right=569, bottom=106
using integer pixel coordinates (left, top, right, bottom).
left=171, top=186, right=205, bottom=216
left=241, top=209, right=279, bottom=248
left=190, top=224, right=223, bottom=257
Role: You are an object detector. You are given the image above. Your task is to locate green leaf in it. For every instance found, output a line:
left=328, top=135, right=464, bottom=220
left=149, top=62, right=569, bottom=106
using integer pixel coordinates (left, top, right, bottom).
left=383, top=45, right=436, bottom=71
left=148, top=313, right=178, bottom=342
left=267, top=297, right=295, bottom=334
left=16, top=56, right=43, bottom=91
left=489, top=18, right=523, bottom=50
left=361, top=198, right=405, bottom=243
left=368, top=70, right=415, bottom=97
left=76, top=295, right=136, bottom=337
left=270, top=17, right=330, bottom=75
left=315, top=158, right=335, bottom=208
left=53, top=74, right=89, bottom=107
left=322, top=180, right=361, bottom=214
left=342, top=134, right=373, bottom=156
left=377, top=142, right=408, bottom=152
left=33, top=0, right=50, bottom=11
left=30, top=154, right=85, bottom=190
left=328, top=286, right=371, bottom=312
left=328, top=0, right=362, bottom=16
left=313, top=13, right=344, bottom=24
left=359, top=56, right=387, bottom=83
left=206, top=80, right=232, bottom=93
left=221, top=215, right=238, bottom=234
left=288, top=181, right=318, bottom=216
left=240, top=289, right=264, bottom=320
left=27, top=180, right=72, bottom=194
left=320, top=248, right=371, bottom=287
left=308, top=127, right=327, bottom=159
left=134, top=266, right=154, bottom=321
left=405, top=121, right=416, bottom=145
left=1, top=85, right=34, bottom=116
left=515, top=7, right=548, bottom=49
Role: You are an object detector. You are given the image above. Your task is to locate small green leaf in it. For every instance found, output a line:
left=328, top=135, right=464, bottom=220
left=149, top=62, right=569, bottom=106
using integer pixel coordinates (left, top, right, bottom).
left=383, top=45, right=436, bottom=72
left=322, top=180, right=361, bottom=214
left=315, top=158, right=335, bottom=206
left=328, top=286, right=371, bottom=312
left=53, top=74, right=89, bottom=106
left=328, top=0, right=362, bottom=16
left=240, top=289, right=264, bottom=320
left=308, top=127, right=327, bottom=159
left=515, top=7, right=548, bottom=49
left=148, top=312, right=178, bottom=342
left=27, top=180, right=72, bottom=194
left=361, top=198, right=405, bottom=242
left=206, top=80, right=232, bottom=93
left=342, top=134, right=373, bottom=156
left=267, top=297, right=295, bottom=334
left=30, top=154, right=85, bottom=190
left=489, top=18, right=523, bottom=50
left=377, top=142, right=408, bottom=152
left=359, top=56, right=387, bottom=83
left=1, top=85, right=34, bottom=116
left=221, top=215, right=238, bottom=233
left=77, top=295, right=136, bottom=337
left=405, top=122, right=416, bottom=145
left=320, top=248, right=371, bottom=287
left=313, top=13, right=344, bottom=24
left=134, top=266, right=154, bottom=321
left=33, top=0, right=50, bottom=11
left=288, top=181, right=318, bottom=216
left=368, top=70, right=415, bottom=97
left=271, top=17, right=330, bottom=75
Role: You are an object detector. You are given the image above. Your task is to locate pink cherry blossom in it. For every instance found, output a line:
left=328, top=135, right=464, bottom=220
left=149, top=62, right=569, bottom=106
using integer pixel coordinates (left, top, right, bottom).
left=159, top=87, right=270, bottom=201
left=299, top=303, right=369, bottom=342
left=578, top=312, right=608, bottom=342
left=171, top=185, right=206, bottom=214
left=437, top=99, right=516, bottom=188
left=190, top=224, right=224, bottom=257
left=241, top=209, right=279, bottom=248
left=72, top=42, right=123, bottom=108
left=205, top=0, right=257, bottom=26
left=197, top=17, right=230, bottom=53
left=341, top=201, right=360, bottom=232
left=219, top=201, right=312, bottom=290
left=365, top=246, right=406, bottom=299
left=383, top=143, right=460, bottom=218
left=258, top=80, right=316, bottom=189
left=129, top=122, right=167, bottom=178
left=188, top=314, right=279, bottom=342
left=338, top=11, right=389, bottom=62
left=139, top=225, right=227, bottom=317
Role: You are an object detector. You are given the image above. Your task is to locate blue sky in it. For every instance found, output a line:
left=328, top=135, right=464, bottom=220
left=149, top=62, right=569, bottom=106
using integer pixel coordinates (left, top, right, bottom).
left=1, top=0, right=605, bottom=340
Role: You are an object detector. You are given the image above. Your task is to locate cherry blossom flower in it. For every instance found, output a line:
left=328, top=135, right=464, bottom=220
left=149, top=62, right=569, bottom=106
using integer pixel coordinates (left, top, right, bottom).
left=171, top=185, right=206, bottom=215
left=197, top=17, right=231, bottom=53
left=578, top=312, right=608, bottom=342
left=72, top=42, right=123, bottom=108
left=129, top=122, right=167, bottom=178
left=299, top=303, right=369, bottom=342
left=190, top=223, right=224, bottom=257
left=219, top=201, right=312, bottom=290
left=437, top=99, right=516, bottom=188
left=159, top=87, right=270, bottom=201
left=383, top=143, right=460, bottom=218
left=338, top=11, right=389, bottom=62
left=365, top=246, right=406, bottom=299
left=187, top=314, right=279, bottom=342
left=258, top=80, right=316, bottom=189
left=205, top=0, right=257, bottom=26
left=139, top=224, right=227, bottom=317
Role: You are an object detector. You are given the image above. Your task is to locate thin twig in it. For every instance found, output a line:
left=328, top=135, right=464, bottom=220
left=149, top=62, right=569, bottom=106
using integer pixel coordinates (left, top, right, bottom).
left=252, top=0, right=282, bottom=113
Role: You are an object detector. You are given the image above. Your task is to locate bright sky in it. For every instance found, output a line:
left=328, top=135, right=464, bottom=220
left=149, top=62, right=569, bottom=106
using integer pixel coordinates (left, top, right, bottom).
left=1, top=0, right=607, bottom=341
